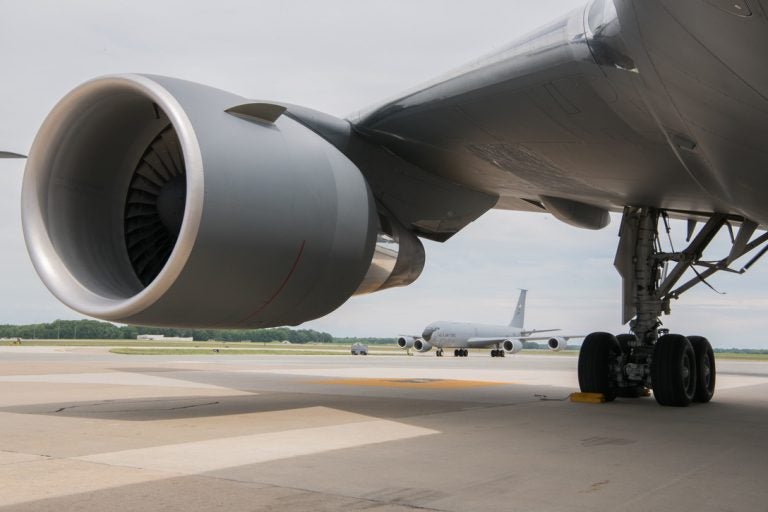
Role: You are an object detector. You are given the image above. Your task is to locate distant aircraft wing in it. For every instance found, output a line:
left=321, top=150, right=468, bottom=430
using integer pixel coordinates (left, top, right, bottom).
left=467, top=334, right=583, bottom=348
left=520, top=334, right=584, bottom=342
left=0, top=151, right=26, bottom=158
left=466, top=337, right=516, bottom=348
left=522, top=329, right=561, bottom=336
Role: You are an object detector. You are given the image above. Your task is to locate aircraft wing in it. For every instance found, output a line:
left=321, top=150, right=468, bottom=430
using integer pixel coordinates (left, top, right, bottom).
left=522, top=329, right=561, bottom=336
left=0, top=151, right=26, bottom=158
left=521, top=334, right=585, bottom=342
left=351, top=1, right=768, bottom=230
left=465, top=338, right=513, bottom=348
left=467, top=334, right=584, bottom=348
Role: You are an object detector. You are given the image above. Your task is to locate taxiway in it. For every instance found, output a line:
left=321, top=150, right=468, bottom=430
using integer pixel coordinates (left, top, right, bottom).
left=1, top=347, right=767, bottom=511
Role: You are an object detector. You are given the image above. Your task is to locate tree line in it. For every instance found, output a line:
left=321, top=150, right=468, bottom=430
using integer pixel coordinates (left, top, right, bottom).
left=0, top=319, right=335, bottom=344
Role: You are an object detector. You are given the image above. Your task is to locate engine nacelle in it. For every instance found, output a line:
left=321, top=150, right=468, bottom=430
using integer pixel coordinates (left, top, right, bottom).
left=396, top=336, right=415, bottom=349
left=413, top=339, right=432, bottom=353
left=503, top=339, right=523, bottom=354
left=22, top=74, right=424, bottom=328
left=547, top=337, right=568, bottom=352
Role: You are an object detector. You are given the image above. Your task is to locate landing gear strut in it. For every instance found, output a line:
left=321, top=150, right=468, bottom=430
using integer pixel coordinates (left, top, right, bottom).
left=578, top=207, right=767, bottom=406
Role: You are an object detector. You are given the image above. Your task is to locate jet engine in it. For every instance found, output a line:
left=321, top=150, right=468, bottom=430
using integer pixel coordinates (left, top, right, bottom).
left=397, top=336, right=416, bottom=349
left=22, top=74, right=424, bottom=328
left=503, top=339, right=523, bottom=354
left=413, top=339, right=432, bottom=353
left=547, top=337, right=568, bottom=352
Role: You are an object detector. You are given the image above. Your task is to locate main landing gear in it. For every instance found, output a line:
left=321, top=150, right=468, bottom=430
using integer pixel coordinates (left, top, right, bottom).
left=436, top=348, right=444, bottom=357
left=578, top=207, right=764, bottom=406
left=454, top=349, right=468, bottom=357
left=490, top=349, right=506, bottom=358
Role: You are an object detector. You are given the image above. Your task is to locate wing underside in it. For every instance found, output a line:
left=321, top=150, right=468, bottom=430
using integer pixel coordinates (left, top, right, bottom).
left=350, top=1, right=768, bottom=228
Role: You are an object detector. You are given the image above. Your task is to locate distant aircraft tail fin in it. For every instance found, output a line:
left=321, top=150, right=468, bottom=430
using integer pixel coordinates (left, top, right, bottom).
left=509, top=289, right=527, bottom=328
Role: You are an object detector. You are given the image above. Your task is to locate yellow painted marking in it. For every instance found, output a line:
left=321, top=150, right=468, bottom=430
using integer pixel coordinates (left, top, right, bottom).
left=570, top=392, right=606, bottom=403
left=313, top=378, right=509, bottom=389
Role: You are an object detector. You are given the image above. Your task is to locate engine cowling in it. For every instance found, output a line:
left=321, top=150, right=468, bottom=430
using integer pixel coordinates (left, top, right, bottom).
left=22, top=74, right=424, bottom=328
left=503, top=339, right=523, bottom=354
left=413, top=339, right=432, bottom=353
left=547, top=337, right=568, bottom=352
left=396, top=336, right=415, bottom=349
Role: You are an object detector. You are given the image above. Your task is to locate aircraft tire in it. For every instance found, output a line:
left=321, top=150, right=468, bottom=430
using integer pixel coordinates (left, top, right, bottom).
left=688, top=336, right=715, bottom=403
left=578, top=332, right=620, bottom=401
left=454, top=349, right=459, bottom=357
left=651, top=334, right=696, bottom=407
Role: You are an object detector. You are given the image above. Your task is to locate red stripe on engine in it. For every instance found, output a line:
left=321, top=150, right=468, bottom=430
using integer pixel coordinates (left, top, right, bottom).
left=238, top=240, right=306, bottom=325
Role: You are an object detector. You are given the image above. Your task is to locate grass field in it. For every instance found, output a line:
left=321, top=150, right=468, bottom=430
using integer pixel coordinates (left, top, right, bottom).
left=0, top=339, right=398, bottom=350
left=108, top=348, right=372, bottom=356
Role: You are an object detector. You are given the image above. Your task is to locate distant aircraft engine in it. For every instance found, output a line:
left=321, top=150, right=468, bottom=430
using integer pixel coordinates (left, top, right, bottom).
left=547, top=337, right=568, bottom=352
left=397, top=336, right=416, bottom=349
left=503, top=339, right=523, bottom=354
left=413, top=339, right=432, bottom=353
left=22, top=74, right=424, bottom=328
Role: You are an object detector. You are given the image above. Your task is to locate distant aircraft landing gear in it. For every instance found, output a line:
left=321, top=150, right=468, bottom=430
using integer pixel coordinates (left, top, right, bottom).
left=436, top=348, right=444, bottom=357
left=579, top=207, right=765, bottom=406
left=490, top=349, right=505, bottom=358
left=454, top=349, right=468, bottom=357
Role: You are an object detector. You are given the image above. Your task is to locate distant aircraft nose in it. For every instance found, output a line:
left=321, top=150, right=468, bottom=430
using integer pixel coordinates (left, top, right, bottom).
left=422, top=326, right=437, bottom=341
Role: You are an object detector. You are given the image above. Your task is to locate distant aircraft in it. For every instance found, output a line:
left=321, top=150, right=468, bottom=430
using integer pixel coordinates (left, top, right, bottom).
left=396, top=290, right=580, bottom=357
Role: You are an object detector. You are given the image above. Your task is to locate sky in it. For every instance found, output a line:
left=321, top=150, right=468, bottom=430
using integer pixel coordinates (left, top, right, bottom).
left=2, top=0, right=768, bottom=348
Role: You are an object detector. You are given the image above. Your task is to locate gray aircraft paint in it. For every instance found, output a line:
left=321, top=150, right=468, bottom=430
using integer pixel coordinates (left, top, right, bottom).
left=17, top=0, right=768, bottom=331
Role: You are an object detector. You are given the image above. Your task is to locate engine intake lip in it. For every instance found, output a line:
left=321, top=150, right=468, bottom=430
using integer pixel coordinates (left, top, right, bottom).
left=22, top=74, right=204, bottom=320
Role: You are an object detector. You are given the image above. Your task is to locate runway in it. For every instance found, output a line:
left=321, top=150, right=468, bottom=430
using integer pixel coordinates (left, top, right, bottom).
left=1, top=348, right=767, bottom=511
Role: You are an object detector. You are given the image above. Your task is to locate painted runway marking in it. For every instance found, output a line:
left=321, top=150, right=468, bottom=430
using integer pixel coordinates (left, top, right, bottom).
left=77, top=408, right=438, bottom=474
left=313, top=378, right=509, bottom=389
left=0, top=372, right=230, bottom=390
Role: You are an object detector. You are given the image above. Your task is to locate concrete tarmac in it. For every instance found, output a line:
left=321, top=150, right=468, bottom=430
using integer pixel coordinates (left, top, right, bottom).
left=1, top=347, right=767, bottom=511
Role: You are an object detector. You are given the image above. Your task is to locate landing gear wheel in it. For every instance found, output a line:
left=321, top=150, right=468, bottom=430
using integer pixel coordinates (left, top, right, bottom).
left=454, top=349, right=459, bottom=357
left=491, top=350, right=497, bottom=358
left=688, top=336, right=715, bottom=403
left=651, top=334, right=696, bottom=407
left=578, top=332, right=620, bottom=402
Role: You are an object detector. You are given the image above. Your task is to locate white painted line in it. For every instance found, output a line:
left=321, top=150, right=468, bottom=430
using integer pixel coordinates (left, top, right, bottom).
left=0, top=372, right=230, bottom=390
left=78, top=416, right=438, bottom=474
